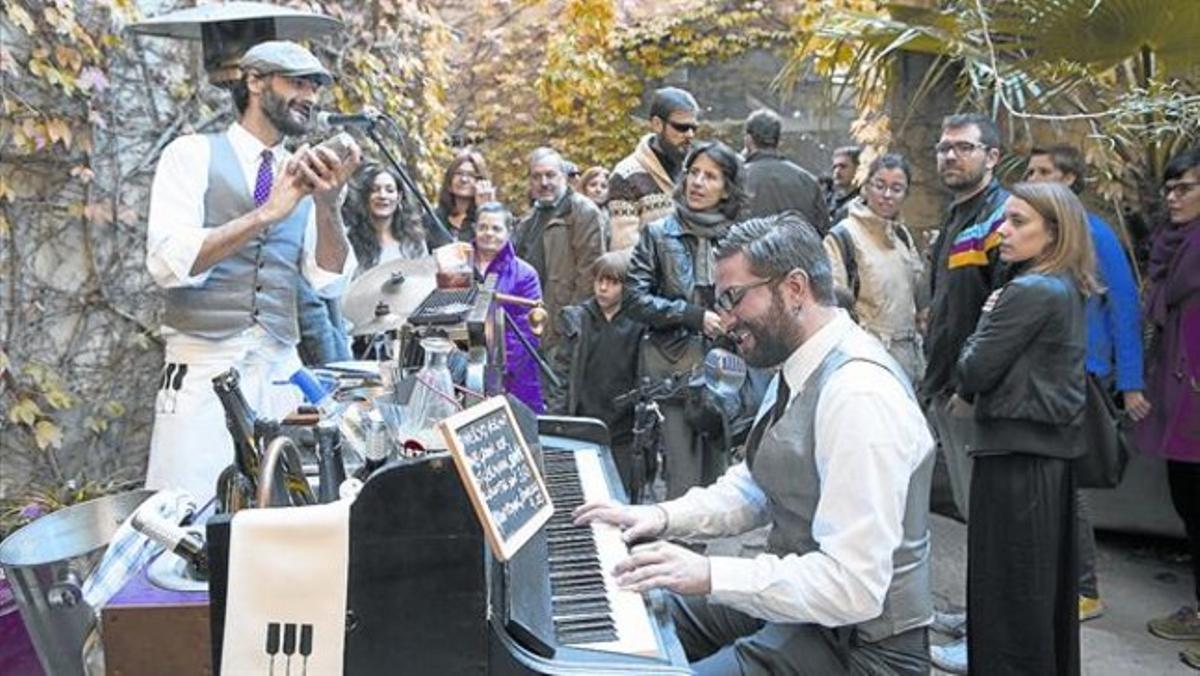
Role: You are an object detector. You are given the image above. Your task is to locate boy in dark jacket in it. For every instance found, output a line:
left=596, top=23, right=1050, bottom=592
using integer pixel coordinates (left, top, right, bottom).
left=549, top=251, right=646, bottom=493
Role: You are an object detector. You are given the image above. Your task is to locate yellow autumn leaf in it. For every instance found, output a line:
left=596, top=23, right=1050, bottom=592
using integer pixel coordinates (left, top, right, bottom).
left=104, top=400, right=126, bottom=418
left=5, top=4, right=36, bottom=34
left=34, top=420, right=64, bottom=451
left=44, top=388, right=74, bottom=410
left=9, top=398, right=41, bottom=426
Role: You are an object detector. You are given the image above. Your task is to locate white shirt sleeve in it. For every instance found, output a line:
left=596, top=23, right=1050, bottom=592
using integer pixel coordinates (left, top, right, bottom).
left=706, top=362, right=933, bottom=626
left=660, top=463, right=771, bottom=538
left=145, top=135, right=212, bottom=289
left=300, top=206, right=356, bottom=297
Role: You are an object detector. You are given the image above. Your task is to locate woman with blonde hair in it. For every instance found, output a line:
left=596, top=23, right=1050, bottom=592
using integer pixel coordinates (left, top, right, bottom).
left=954, top=181, right=1097, bottom=675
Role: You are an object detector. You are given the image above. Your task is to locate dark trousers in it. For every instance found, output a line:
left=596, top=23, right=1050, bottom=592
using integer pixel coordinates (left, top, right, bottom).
left=667, top=594, right=929, bottom=675
left=1167, top=460, right=1200, bottom=605
left=968, top=454, right=1079, bottom=676
left=1076, top=490, right=1098, bottom=598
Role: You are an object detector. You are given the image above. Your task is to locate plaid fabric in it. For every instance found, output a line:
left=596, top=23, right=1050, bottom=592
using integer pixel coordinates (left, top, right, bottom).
left=81, top=490, right=198, bottom=612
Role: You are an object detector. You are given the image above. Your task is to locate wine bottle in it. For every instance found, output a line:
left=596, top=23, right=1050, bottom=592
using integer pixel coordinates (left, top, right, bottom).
left=315, top=420, right=346, bottom=504
left=212, top=368, right=262, bottom=491
left=130, top=510, right=209, bottom=580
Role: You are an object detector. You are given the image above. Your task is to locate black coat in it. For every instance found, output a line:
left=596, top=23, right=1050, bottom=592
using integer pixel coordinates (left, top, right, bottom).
left=548, top=298, right=646, bottom=444
left=625, top=213, right=708, bottom=333
left=956, top=271, right=1088, bottom=458
left=743, top=150, right=829, bottom=233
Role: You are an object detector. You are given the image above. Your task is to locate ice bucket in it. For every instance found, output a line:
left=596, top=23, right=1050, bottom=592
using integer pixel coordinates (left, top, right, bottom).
left=0, top=490, right=153, bottom=675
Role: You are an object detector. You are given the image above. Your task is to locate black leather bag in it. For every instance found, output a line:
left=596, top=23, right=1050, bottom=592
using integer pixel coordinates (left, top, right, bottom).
left=1075, top=375, right=1134, bottom=489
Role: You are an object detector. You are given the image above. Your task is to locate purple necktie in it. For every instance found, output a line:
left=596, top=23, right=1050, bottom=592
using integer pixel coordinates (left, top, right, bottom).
left=253, top=149, right=273, bottom=207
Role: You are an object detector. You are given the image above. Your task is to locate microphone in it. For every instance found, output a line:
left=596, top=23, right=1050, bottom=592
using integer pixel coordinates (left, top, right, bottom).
left=703, top=348, right=747, bottom=396
left=314, top=110, right=382, bottom=129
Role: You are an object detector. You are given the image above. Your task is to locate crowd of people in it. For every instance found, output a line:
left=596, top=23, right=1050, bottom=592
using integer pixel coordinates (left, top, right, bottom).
left=143, top=39, right=1200, bottom=674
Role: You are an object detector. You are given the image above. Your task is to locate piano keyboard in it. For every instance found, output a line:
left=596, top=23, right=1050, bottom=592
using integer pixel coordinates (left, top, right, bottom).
left=542, top=447, right=662, bottom=659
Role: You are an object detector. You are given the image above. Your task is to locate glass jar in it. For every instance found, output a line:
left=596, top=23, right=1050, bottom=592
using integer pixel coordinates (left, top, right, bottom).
left=406, top=337, right=459, bottom=449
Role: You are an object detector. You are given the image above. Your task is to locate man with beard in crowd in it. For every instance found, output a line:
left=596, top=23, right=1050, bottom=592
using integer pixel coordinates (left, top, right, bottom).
left=143, top=41, right=359, bottom=503
left=608, top=87, right=699, bottom=249
left=576, top=213, right=934, bottom=675
left=741, top=108, right=828, bottom=233
left=827, top=145, right=862, bottom=225
left=514, top=147, right=606, bottom=350
left=922, top=113, right=1010, bottom=674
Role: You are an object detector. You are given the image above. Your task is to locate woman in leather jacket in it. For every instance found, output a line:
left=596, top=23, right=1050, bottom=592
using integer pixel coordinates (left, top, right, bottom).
left=954, top=181, right=1097, bottom=676
left=626, top=141, right=747, bottom=498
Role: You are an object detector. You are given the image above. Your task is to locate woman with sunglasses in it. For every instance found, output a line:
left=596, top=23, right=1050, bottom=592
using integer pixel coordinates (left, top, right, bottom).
left=1139, top=147, right=1200, bottom=666
left=423, top=148, right=496, bottom=248
left=823, top=153, right=927, bottom=384
left=626, top=140, right=748, bottom=498
left=955, top=181, right=1096, bottom=675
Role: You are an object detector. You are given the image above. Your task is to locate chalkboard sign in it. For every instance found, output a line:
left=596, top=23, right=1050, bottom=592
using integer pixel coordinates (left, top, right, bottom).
left=437, top=396, right=554, bottom=561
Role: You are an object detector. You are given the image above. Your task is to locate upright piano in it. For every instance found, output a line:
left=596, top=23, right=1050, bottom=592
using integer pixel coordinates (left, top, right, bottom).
left=207, top=414, right=691, bottom=674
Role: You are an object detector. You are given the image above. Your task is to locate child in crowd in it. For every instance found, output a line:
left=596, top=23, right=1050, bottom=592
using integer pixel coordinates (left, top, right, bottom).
left=549, top=251, right=646, bottom=493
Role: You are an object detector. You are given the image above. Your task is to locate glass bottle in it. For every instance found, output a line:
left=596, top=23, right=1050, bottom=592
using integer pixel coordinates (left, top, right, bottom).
left=406, top=336, right=459, bottom=449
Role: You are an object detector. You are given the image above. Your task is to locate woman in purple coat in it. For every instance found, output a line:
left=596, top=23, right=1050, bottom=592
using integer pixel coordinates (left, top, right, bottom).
left=473, top=202, right=546, bottom=412
left=1140, top=147, right=1200, bottom=657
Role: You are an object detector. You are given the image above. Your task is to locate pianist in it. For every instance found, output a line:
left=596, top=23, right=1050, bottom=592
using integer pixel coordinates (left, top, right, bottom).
left=576, top=213, right=935, bottom=674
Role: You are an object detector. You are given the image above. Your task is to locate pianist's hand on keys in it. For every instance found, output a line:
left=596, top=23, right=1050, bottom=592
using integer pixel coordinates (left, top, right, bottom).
left=572, top=501, right=666, bottom=544
left=573, top=501, right=713, bottom=596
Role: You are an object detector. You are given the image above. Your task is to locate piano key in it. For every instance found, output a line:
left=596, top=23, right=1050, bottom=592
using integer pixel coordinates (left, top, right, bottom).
left=541, top=447, right=664, bottom=659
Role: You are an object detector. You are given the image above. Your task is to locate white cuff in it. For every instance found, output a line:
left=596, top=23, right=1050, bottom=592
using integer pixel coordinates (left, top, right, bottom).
left=147, top=227, right=211, bottom=288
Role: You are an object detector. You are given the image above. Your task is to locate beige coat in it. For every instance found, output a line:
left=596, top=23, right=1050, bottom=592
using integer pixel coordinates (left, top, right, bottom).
left=824, top=199, right=928, bottom=383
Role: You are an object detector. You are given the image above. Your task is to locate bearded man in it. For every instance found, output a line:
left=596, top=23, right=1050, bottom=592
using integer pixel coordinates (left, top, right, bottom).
left=143, top=41, right=359, bottom=502
left=607, top=87, right=699, bottom=250
left=576, top=213, right=935, bottom=674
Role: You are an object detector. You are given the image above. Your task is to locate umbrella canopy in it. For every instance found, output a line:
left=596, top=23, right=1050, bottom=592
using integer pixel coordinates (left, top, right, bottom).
left=128, top=1, right=341, bottom=85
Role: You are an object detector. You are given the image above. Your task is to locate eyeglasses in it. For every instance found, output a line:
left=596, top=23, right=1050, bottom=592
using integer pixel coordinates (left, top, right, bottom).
left=453, top=170, right=479, bottom=181
left=715, top=277, right=776, bottom=314
left=934, top=141, right=987, bottom=157
left=1163, top=180, right=1200, bottom=199
left=868, top=180, right=908, bottom=197
left=668, top=120, right=699, bottom=134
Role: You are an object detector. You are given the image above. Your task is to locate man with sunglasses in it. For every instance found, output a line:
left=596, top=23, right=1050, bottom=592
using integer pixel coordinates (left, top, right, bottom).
left=608, top=87, right=700, bottom=249
left=921, top=112, right=1009, bottom=674
left=576, top=213, right=934, bottom=674
left=143, top=41, right=359, bottom=502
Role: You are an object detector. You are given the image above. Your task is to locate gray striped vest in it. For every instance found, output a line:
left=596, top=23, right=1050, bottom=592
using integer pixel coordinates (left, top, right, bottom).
left=749, top=325, right=934, bottom=642
left=164, top=133, right=311, bottom=344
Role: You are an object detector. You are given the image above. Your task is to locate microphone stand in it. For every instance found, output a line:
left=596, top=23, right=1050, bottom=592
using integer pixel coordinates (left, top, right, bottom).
left=361, top=117, right=455, bottom=244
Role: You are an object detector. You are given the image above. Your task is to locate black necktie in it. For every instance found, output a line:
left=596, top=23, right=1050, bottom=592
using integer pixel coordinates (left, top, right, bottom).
left=746, top=377, right=791, bottom=468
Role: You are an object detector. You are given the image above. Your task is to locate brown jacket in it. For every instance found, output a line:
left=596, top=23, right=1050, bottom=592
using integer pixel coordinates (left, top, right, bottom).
left=515, top=190, right=606, bottom=348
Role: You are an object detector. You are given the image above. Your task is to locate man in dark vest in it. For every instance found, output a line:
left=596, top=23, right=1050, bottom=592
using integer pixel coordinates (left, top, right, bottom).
left=144, top=41, right=359, bottom=502
left=576, top=213, right=934, bottom=674
left=741, top=108, right=828, bottom=233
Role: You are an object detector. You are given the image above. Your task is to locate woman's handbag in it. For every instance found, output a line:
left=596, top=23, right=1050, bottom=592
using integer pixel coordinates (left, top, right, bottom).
left=1075, top=374, right=1134, bottom=489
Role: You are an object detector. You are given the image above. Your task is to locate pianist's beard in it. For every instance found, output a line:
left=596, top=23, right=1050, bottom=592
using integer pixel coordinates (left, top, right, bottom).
left=732, top=292, right=802, bottom=368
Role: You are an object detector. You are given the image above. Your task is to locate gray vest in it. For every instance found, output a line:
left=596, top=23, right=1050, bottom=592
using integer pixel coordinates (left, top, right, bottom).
left=749, top=326, right=933, bottom=643
left=164, top=133, right=311, bottom=344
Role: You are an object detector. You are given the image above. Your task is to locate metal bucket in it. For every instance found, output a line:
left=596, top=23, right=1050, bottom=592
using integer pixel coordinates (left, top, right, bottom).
left=0, top=490, right=153, bottom=676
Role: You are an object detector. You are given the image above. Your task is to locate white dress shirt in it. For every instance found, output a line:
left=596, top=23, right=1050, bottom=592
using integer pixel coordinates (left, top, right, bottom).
left=661, top=311, right=934, bottom=627
left=145, top=121, right=352, bottom=296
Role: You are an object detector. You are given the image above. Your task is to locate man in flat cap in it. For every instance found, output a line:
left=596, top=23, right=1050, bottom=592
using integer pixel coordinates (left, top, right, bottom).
left=144, top=40, right=360, bottom=502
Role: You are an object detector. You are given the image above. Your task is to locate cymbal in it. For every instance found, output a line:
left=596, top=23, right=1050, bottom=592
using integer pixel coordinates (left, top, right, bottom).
left=342, top=256, right=438, bottom=329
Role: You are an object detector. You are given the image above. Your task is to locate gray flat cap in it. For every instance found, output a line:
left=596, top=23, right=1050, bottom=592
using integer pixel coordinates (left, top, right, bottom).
left=239, top=40, right=333, bottom=85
